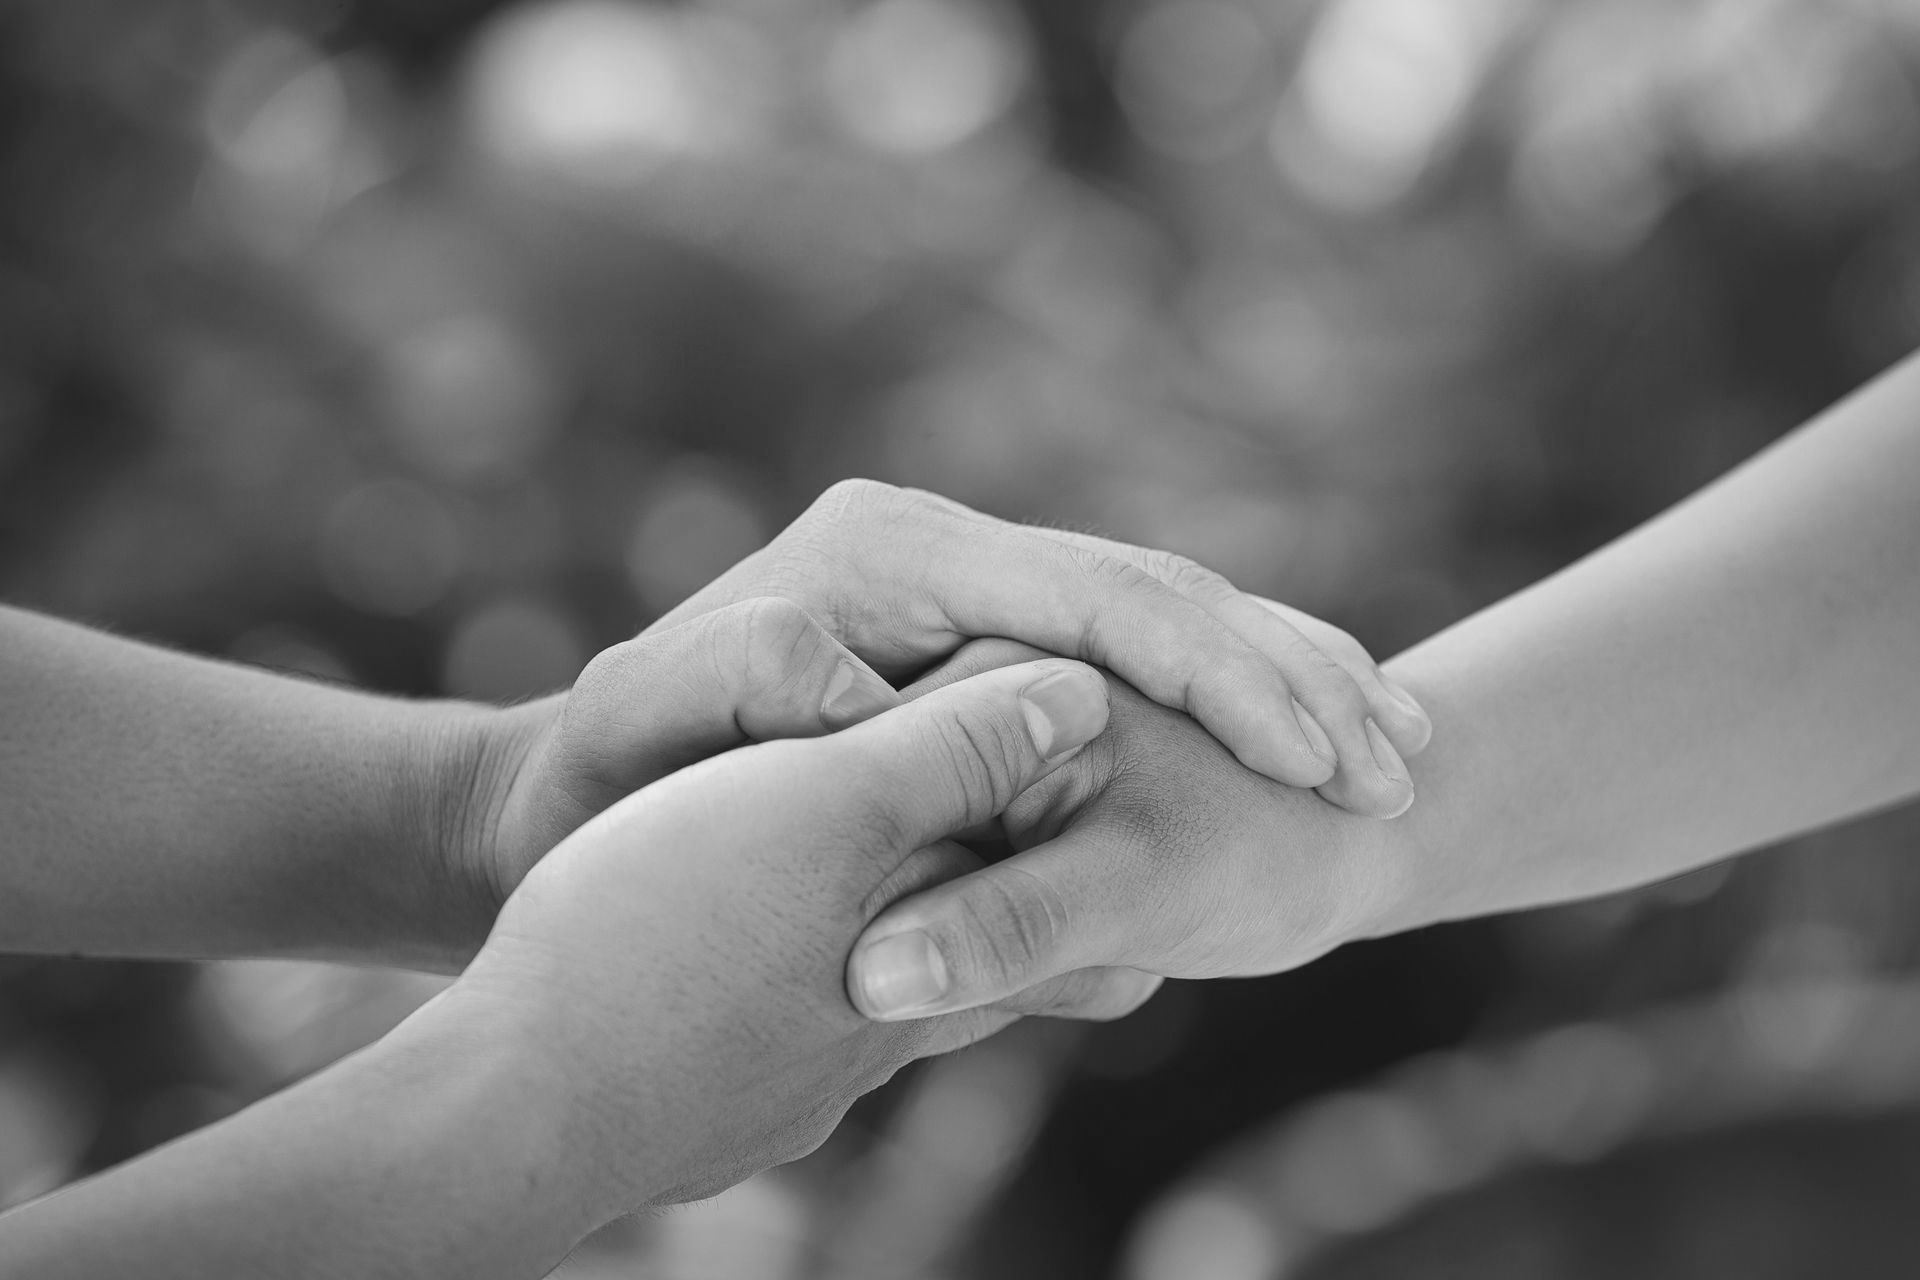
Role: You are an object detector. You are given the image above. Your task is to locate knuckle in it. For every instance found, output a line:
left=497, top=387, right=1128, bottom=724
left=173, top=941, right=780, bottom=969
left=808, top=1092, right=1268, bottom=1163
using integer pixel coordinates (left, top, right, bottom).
left=1144, top=548, right=1235, bottom=601
left=922, top=708, right=1025, bottom=817
left=896, top=485, right=974, bottom=518
left=887, top=484, right=936, bottom=515
left=950, top=866, right=1067, bottom=987
left=1055, top=546, right=1179, bottom=652
left=1073, top=544, right=1156, bottom=593
left=1300, top=663, right=1372, bottom=718
left=732, top=595, right=821, bottom=678
left=1280, top=634, right=1370, bottom=708
left=556, top=643, right=641, bottom=762
left=572, top=636, right=635, bottom=697
left=578, top=628, right=696, bottom=708
left=807, top=478, right=895, bottom=532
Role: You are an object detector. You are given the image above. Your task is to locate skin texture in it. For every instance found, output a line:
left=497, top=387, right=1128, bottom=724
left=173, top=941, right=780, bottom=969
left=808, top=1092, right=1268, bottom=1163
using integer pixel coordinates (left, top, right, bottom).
left=853, top=638, right=1382, bottom=1008
left=456, top=474, right=1436, bottom=959
left=0, top=480, right=1417, bottom=974
left=0, top=599, right=899, bottom=970
left=626, top=479, right=1426, bottom=806
left=0, top=605, right=470, bottom=968
left=0, top=660, right=1139, bottom=1279
left=848, top=350, right=1920, bottom=1020
left=28, top=342, right=1920, bottom=1262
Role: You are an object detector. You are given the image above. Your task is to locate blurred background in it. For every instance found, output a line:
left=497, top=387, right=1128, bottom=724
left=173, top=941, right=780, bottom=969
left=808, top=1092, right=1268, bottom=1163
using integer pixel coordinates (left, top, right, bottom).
left=4, top=0, right=1920, bottom=1275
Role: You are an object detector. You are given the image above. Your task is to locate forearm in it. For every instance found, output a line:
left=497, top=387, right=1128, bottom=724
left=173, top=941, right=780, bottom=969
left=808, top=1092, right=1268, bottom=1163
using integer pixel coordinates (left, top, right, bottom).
left=0, top=607, right=499, bottom=967
left=0, top=985, right=613, bottom=1279
left=1368, top=354, right=1920, bottom=934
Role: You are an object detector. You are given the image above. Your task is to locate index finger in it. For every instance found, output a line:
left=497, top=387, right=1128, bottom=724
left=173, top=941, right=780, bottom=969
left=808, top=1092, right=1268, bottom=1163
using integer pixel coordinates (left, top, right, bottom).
left=897, top=497, right=1338, bottom=790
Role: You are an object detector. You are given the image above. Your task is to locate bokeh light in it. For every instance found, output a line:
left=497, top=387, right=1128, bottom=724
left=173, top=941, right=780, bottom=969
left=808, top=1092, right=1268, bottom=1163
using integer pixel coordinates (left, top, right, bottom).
left=1114, top=0, right=1277, bottom=162
left=465, top=0, right=768, bottom=184
left=6, top=0, right=1920, bottom=1275
left=826, top=0, right=1029, bottom=156
left=623, top=458, right=770, bottom=615
left=318, top=478, right=466, bottom=617
left=441, top=595, right=588, bottom=700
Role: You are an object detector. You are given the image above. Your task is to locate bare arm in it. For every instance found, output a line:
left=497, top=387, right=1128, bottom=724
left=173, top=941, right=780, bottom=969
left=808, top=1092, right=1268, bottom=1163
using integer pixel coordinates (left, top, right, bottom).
left=0, top=608, right=482, bottom=967
left=0, top=660, right=1124, bottom=1277
left=0, top=988, right=601, bottom=1280
left=846, top=352, right=1920, bottom=1016
left=1377, top=350, right=1920, bottom=930
left=0, top=475, right=1432, bottom=969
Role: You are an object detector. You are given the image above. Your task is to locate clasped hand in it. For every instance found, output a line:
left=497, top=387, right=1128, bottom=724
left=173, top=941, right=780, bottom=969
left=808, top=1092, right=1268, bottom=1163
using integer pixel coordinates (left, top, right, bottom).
left=435, top=479, right=1427, bottom=1215
left=440, top=479, right=1425, bottom=955
left=457, top=656, right=1119, bottom=1211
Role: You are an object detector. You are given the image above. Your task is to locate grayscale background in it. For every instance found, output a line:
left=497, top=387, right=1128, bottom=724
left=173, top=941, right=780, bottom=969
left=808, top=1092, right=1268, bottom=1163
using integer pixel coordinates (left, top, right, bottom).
left=4, top=1, right=1920, bottom=1276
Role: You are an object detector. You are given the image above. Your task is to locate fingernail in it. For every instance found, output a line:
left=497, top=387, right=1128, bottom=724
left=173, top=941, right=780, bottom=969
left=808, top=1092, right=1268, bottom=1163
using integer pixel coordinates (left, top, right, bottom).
left=1020, top=667, right=1108, bottom=761
left=854, top=931, right=949, bottom=1019
left=1293, top=699, right=1336, bottom=766
left=1366, top=718, right=1409, bottom=783
left=822, top=660, right=897, bottom=728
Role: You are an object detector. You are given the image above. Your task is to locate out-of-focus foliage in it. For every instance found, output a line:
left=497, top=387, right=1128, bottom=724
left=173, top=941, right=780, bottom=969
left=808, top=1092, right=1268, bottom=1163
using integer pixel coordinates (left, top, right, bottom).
left=2, top=0, right=1919, bottom=1276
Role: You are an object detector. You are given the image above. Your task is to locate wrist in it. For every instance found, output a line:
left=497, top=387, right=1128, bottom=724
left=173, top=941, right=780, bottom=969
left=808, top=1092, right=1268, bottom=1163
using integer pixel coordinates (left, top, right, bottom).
left=1327, top=803, right=1429, bottom=947
left=367, top=978, right=629, bottom=1252
left=0, top=976, right=624, bottom=1279
left=390, top=700, right=543, bottom=970
left=434, top=952, right=685, bottom=1217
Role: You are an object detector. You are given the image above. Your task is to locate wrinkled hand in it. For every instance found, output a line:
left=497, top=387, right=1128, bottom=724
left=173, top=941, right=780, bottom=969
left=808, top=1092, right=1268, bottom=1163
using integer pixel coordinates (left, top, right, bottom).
left=843, top=639, right=1412, bottom=1022
left=650, top=479, right=1429, bottom=806
left=450, top=656, right=1154, bottom=1212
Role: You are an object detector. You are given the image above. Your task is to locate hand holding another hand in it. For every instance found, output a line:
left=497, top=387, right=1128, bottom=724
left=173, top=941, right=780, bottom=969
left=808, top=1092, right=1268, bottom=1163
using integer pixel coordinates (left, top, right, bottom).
left=656, top=481, right=1430, bottom=805
left=438, top=479, right=1428, bottom=958
left=448, top=656, right=1151, bottom=1213
left=847, top=639, right=1415, bottom=1023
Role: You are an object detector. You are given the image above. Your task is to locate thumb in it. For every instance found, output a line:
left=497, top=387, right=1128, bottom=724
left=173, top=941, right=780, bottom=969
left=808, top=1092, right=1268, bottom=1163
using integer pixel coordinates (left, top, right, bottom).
left=847, top=830, right=1124, bottom=1022
left=827, top=658, right=1110, bottom=854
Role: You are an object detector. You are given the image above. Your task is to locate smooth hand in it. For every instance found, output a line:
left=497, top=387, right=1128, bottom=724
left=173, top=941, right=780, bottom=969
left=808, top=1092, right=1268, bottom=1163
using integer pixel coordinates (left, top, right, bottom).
left=843, top=639, right=1413, bottom=1022
left=448, top=657, right=1156, bottom=1213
